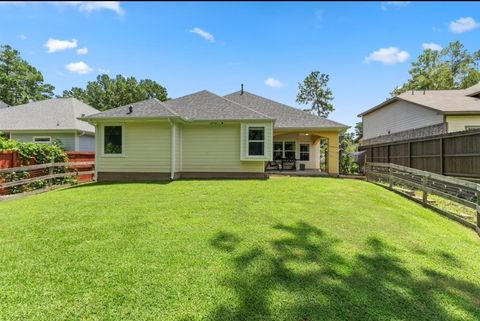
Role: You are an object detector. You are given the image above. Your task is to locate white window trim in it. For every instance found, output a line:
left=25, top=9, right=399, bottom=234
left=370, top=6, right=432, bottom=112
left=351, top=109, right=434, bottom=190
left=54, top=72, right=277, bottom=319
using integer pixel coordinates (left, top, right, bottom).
left=33, top=136, right=52, bottom=144
left=101, top=124, right=125, bottom=157
left=299, top=143, right=311, bottom=162
left=247, top=125, right=266, bottom=158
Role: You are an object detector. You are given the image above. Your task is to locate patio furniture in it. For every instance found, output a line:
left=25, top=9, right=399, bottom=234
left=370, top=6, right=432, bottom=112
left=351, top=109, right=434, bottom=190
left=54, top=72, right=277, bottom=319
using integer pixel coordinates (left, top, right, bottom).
left=281, top=158, right=296, bottom=171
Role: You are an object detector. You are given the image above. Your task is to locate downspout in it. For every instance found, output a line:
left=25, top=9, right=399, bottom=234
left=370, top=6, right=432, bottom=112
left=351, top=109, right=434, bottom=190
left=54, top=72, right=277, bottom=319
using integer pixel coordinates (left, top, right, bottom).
left=169, top=119, right=176, bottom=180
left=93, top=125, right=98, bottom=181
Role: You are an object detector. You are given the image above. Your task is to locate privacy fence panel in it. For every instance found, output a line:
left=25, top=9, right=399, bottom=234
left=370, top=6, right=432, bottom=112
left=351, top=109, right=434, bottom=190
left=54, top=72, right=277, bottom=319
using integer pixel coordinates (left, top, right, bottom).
left=361, top=129, right=480, bottom=179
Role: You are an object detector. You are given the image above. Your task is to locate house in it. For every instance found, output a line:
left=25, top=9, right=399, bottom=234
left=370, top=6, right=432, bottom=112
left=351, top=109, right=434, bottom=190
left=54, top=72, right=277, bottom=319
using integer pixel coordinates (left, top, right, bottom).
left=80, top=89, right=348, bottom=181
left=358, top=83, right=480, bottom=145
left=0, top=98, right=99, bottom=151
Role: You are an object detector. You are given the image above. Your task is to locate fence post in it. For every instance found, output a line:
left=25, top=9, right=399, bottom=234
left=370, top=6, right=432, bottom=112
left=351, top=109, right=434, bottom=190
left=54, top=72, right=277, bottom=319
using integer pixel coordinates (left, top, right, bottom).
left=476, top=185, right=480, bottom=235
left=422, top=175, right=428, bottom=205
left=48, top=158, right=54, bottom=189
left=388, top=165, right=393, bottom=189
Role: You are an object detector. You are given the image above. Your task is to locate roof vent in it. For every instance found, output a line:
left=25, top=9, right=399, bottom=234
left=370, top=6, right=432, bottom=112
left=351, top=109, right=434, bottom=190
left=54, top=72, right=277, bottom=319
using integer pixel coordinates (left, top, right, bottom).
left=56, top=121, right=60, bottom=127
left=241, top=84, right=244, bottom=95
left=126, top=106, right=133, bottom=115
left=423, top=90, right=426, bottom=95
left=411, top=90, right=414, bottom=95
left=81, top=113, right=85, bottom=117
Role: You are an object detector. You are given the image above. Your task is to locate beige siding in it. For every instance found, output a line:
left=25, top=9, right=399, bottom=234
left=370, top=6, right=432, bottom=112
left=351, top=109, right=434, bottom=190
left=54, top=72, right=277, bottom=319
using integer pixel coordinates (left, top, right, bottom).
left=446, top=115, right=480, bottom=132
left=10, top=132, right=76, bottom=151
left=363, top=100, right=443, bottom=139
left=182, top=123, right=264, bottom=172
left=174, top=123, right=182, bottom=171
left=97, top=121, right=171, bottom=172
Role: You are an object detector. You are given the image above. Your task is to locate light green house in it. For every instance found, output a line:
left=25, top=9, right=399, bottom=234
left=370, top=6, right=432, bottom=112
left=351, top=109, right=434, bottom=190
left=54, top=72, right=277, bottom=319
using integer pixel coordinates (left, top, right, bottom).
left=81, top=90, right=348, bottom=181
left=0, top=98, right=99, bottom=151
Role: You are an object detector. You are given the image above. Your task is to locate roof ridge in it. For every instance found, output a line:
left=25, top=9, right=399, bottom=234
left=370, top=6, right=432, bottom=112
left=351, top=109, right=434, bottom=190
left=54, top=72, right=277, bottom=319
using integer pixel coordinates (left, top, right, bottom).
left=228, top=90, right=307, bottom=113
left=152, top=98, right=180, bottom=116
left=218, top=94, right=273, bottom=120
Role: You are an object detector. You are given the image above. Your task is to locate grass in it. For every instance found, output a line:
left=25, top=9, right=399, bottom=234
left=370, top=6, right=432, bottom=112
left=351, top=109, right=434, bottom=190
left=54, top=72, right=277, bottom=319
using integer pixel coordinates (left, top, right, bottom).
left=0, top=177, right=479, bottom=321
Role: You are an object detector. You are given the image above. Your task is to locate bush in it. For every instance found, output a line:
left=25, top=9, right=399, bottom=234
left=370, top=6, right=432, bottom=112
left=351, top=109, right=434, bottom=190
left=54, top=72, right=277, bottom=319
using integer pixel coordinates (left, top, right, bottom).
left=0, top=135, right=75, bottom=194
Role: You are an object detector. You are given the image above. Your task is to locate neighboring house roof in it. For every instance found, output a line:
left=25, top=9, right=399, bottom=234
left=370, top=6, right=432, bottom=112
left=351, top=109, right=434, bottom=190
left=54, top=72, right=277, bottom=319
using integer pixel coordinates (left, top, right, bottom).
left=0, top=101, right=9, bottom=109
left=224, top=91, right=348, bottom=130
left=358, top=83, right=480, bottom=117
left=85, top=98, right=179, bottom=119
left=164, top=90, right=272, bottom=121
left=0, top=98, right=99, bottom=133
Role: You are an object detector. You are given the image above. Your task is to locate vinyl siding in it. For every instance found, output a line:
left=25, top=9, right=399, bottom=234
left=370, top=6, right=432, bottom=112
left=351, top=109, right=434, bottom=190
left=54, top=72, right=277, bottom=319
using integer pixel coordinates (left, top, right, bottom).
left=182, top=123, right=264, bottom=172
left=97, top=121, right=171, bottom=172
left=363, top=100, right=444, bottom=139
left=78, top=134, right=95, bottom=152
left=446, top=115, right=480, bottom=132
left=10, top=132, right=76, bottom=151
left=174, top=123, right=182, bottom=171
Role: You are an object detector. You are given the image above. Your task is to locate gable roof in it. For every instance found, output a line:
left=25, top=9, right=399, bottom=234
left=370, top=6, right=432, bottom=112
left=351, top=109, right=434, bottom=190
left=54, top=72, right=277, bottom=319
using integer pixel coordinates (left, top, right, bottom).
left=0, top=101, right=9, bottom=109
left=224, top=91, right=348, bottom=130
left=358, top=83, right=480, bottom=117
left=0, top=98, right=99, bottom=133
left=164, top=90, right=272, bottom=121
left=84, top=98, right=179, bottom=119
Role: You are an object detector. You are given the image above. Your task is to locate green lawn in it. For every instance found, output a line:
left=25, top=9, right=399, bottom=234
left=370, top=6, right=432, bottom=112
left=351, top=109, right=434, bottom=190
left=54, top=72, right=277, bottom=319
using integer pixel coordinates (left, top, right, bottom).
left=0, top=178, right=479, bottom=321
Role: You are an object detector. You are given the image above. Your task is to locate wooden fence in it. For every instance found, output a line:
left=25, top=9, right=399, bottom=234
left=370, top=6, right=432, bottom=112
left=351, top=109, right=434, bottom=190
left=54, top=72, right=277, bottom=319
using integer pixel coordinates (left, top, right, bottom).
left=0, top=161, right=95, bottom=196
left=366, top=162, right=480, bottom=234
left=360, top=129, right=480, bottom=179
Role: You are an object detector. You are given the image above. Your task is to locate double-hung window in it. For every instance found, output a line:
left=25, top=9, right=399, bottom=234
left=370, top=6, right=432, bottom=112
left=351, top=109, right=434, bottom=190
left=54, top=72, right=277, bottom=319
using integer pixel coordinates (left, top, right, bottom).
left=272, top=141, right=296, bottom=159
left=300, top=144, right=310, bottom=161
left=284, top=142, right=296, bottom=159
left=248, top=127, right=265, bottom=156
left=104, top=125, right=123, bottom=155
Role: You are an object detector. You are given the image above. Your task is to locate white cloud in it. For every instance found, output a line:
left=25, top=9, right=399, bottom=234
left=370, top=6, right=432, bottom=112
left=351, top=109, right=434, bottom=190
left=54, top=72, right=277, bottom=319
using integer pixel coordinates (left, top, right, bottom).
left=364, top=47, right=410, bottom=65
left=76, top=47, right=88, bottom=55
left=381, top=1, right=411, bottom=10
left=422, top=43, right=442, bottom=51
left=19, top=34, right=27, bottom=40
left=449, top=17, right=479, bottom=34
left=44, top=38, right=77, bottom=53
left=65, top=61, right=93, bottom=74
left=189, top=27, right=215, bottom=43
left=265, top=77, right=287, bottom=88
left=0, top=1, right=124, bottom=15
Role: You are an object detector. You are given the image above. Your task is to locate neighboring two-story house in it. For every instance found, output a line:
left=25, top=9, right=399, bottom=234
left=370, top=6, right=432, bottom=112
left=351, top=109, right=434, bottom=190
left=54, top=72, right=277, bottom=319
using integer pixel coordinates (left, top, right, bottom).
left=358, top=83, right=480, bottom=146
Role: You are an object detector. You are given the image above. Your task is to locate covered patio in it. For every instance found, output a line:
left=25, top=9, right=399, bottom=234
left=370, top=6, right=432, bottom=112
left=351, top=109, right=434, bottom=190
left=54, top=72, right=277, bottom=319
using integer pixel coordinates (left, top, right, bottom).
left=266, top=130, right=340, bottom=176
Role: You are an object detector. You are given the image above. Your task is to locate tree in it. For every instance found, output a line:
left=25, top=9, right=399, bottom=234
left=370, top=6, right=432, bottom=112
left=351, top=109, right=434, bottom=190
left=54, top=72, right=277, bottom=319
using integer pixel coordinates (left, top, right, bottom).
left=0, top=45, right=54, bottom=106
left=392, top=41, right=480, bottom=96
left=62, top=74, right=168, bottom=111
left=296, top=71, right=334, bottom=117
left=354, top=122, right=363, bottom=143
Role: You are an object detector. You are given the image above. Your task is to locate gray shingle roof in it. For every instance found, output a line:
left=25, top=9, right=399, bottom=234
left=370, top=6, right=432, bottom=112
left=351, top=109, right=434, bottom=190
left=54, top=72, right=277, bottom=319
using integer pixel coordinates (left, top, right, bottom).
left=0, top=101, right=9, bottom=109
left=84, top=98, right=178, bottom=119
left=359, top=82, right=480, bottom=117
left=224, top=91, right=348, bottom=129
left=164, top=90, right=272, bottom=121
left=0, top=98, right=99, bottom=133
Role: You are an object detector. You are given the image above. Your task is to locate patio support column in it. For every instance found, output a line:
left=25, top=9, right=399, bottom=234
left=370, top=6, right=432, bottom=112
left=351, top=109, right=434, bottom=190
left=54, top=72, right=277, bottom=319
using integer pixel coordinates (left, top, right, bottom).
left=321, top=132, right=340, bottom=176
left=169, top=119, right=176, bottom=180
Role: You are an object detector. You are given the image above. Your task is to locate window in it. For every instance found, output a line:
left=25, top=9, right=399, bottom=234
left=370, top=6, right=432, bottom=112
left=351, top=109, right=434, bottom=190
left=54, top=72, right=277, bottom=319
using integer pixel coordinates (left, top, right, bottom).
left=273, top=142, right=283, bottom=160
left=465, top=126, right=480, bottom=131
left=33, top=136, right=51, bottom=144
left=248, top=127, right=265, bottom=156
left=284, top=141, right=296, bottom=159
left=104, top=125, right=123, bottom=155
left=300, top=144, right=310, bottom=161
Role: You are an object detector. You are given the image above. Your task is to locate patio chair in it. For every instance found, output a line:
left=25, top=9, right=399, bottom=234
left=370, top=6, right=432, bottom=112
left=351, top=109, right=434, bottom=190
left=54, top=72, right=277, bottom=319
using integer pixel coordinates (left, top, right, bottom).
left=281, top=158, right=296, bottom=171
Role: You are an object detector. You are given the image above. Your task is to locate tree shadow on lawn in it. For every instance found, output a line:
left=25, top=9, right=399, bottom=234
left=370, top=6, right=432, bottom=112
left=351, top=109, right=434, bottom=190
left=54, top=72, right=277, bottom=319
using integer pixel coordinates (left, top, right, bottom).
left=209, top=222, right=480, bottom=321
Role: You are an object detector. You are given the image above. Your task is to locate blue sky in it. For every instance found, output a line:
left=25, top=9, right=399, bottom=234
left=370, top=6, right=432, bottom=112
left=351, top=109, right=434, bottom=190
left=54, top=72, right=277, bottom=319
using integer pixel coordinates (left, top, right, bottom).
left=1, top=1, right=479, bottom=128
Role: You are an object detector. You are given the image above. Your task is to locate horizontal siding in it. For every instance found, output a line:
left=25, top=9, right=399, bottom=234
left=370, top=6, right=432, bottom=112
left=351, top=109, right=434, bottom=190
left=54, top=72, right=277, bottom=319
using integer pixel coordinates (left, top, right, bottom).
left=182, top=123, right=264, bottom=172
left=10, top=132, right=76, bottom=151
left=78, top=134, right=95, bottom=152
left=240, top=122, right=273, bottom=161
left=363, top=100, right=443, bottom=140
left=446, top=115, right=480, bottom=132
left=97, top=122, right=171, bottom=172
left=175, top=123, right=181, bottom=171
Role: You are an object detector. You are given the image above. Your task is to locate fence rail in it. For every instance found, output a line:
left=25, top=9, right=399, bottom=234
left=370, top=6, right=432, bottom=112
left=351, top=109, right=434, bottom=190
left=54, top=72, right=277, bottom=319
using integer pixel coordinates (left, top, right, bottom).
left=360, top=129, right=480, bottom=178
left=366, top=162, right=480, bottom=234
left=0, top=161, right=95, bottom=193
